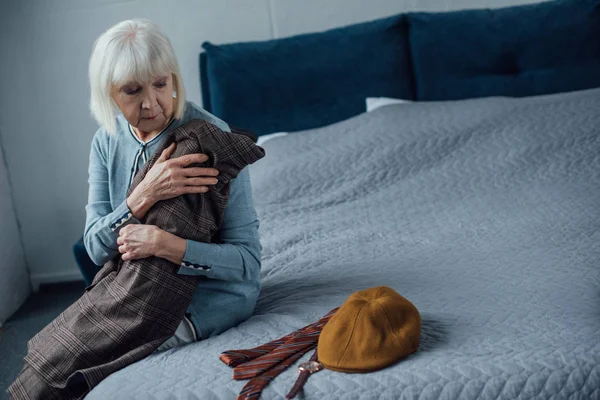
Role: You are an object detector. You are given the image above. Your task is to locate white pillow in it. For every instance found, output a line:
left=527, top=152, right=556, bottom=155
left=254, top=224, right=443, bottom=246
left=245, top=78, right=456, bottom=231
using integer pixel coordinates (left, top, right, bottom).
left=256, top=100, right=410, bottom=146
left=256, top=131, right=289, bottom=146
left=366, top=97, right=412, bottom=112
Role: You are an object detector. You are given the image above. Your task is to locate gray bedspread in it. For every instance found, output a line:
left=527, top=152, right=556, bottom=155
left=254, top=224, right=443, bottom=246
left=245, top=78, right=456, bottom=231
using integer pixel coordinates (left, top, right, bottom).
left=87, top=88, right=600, bottom=400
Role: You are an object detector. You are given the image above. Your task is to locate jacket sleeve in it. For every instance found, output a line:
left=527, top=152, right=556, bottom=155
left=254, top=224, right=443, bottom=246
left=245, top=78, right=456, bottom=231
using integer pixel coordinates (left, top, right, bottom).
left=176, top=167, right=262, bottom=282
left=83, top=133, right=140, bottom=266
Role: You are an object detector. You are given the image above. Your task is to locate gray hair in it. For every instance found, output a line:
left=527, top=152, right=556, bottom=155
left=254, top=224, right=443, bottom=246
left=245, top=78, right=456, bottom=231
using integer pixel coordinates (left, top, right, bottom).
left=88, top=19, right=186, bottom=134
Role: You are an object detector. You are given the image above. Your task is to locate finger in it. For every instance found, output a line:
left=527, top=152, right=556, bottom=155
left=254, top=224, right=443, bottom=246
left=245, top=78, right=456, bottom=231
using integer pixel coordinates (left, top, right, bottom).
left=175, top=185, right=205, bottom=196
left=177, top=186, right=210, bottom=195
left=182, top=167, right=219, bottom=177
left=165, top=142, right=177, bottom=158
left=185, top=177, right=219, bottom=186
left=158, top=143, right=177, bottom=162
left=117, top=237, right=124, bottom=245
left=123, top=250, right=138, bottom=261
left=173, top=153, right=209, bottom=167
left=118, top=245, right=127, bottom=254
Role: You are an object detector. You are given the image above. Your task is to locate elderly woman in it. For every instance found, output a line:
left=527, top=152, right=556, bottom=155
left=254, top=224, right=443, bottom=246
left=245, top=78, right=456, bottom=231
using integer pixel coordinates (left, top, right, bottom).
left=84, top=19, right=262, bottom=351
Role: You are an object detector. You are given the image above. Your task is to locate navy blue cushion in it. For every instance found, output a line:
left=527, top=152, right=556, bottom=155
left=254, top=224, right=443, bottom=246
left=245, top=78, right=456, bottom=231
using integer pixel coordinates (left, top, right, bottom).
left=199, top=52, right=213, bottom=114
left=409, top=0, right=600, bottom=101
left=200, top=15, right=414, bottom=135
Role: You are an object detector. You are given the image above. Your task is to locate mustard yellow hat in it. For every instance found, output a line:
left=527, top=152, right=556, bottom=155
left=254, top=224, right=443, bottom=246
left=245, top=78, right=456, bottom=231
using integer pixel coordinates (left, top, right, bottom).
left=317, top=286, right=421, bottom=373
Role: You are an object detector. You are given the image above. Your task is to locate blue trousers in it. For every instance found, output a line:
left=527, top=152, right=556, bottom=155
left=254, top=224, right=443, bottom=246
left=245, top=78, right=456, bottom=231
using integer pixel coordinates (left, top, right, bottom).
left=72, top=236, right=101, bottom=286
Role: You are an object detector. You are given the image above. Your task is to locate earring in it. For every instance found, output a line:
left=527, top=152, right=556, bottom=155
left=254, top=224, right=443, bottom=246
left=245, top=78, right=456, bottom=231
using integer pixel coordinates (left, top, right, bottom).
left=172, top=91, right=177, bottom=98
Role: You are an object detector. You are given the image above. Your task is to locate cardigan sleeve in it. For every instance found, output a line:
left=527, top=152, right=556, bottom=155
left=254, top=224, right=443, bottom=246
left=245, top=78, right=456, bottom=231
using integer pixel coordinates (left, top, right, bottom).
left=83, top=133, right=140, bottom=266
left=176, top=167, right=262, bottom=282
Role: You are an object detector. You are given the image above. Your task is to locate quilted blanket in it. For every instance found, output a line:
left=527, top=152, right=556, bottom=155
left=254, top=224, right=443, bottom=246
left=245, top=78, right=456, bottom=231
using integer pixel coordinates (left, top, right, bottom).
left=86, top=88, right=600, bottom=399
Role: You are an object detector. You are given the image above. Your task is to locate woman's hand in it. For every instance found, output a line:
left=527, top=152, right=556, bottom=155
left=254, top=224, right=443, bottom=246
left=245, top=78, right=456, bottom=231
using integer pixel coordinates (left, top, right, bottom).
left=127, top=142, right=219, bottom=219
left=117, top=224, right=162, bottom=261
left=117, top=224, right=187, bottom=264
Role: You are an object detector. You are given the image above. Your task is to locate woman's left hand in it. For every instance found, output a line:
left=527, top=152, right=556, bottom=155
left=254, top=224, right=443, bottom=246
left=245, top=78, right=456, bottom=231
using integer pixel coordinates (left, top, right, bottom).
left=117, top=224, right=162, bottom=261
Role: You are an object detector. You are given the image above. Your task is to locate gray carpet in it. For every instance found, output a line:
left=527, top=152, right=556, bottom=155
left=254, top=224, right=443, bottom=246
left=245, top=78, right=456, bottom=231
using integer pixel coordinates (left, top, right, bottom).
left=0, top=280, right=86, bottom=399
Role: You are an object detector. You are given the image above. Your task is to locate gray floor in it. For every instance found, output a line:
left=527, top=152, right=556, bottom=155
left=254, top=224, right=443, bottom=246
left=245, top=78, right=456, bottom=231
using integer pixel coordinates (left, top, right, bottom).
left=0, top=280, right=86, bottom=399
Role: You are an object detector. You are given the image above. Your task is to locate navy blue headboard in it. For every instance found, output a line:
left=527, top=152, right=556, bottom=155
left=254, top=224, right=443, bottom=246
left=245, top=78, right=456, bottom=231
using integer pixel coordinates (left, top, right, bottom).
left=408, top=0, right=600, bottom=101
left=199, top=0, right=600, bottom=135
left=198, top=14, right=414, bottom=136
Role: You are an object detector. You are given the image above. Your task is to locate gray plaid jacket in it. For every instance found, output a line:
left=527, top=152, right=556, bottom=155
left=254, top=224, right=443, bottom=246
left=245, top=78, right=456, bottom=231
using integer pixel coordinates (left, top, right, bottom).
left=8, top=120, right=265, bottom=400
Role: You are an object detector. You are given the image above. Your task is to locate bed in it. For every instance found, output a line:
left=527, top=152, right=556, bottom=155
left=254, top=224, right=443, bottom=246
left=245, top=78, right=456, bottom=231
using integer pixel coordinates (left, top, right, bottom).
left=86, top=1, right=600, bottom=399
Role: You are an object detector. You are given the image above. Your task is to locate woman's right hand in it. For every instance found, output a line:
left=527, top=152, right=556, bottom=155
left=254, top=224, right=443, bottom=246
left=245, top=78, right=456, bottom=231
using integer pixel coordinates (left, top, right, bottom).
left=127, top=142, right=219, bottom=219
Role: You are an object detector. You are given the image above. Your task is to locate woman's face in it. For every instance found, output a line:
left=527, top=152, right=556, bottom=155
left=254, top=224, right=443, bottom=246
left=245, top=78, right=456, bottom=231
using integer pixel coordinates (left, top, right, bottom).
left=111, top=73, right=175, bottom=133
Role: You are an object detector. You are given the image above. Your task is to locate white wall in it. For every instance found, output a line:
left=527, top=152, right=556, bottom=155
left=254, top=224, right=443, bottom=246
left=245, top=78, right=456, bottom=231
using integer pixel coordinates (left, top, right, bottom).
left=0, top=0, right=545, bottom=289
left=0, top=128, right=30, bottom=324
